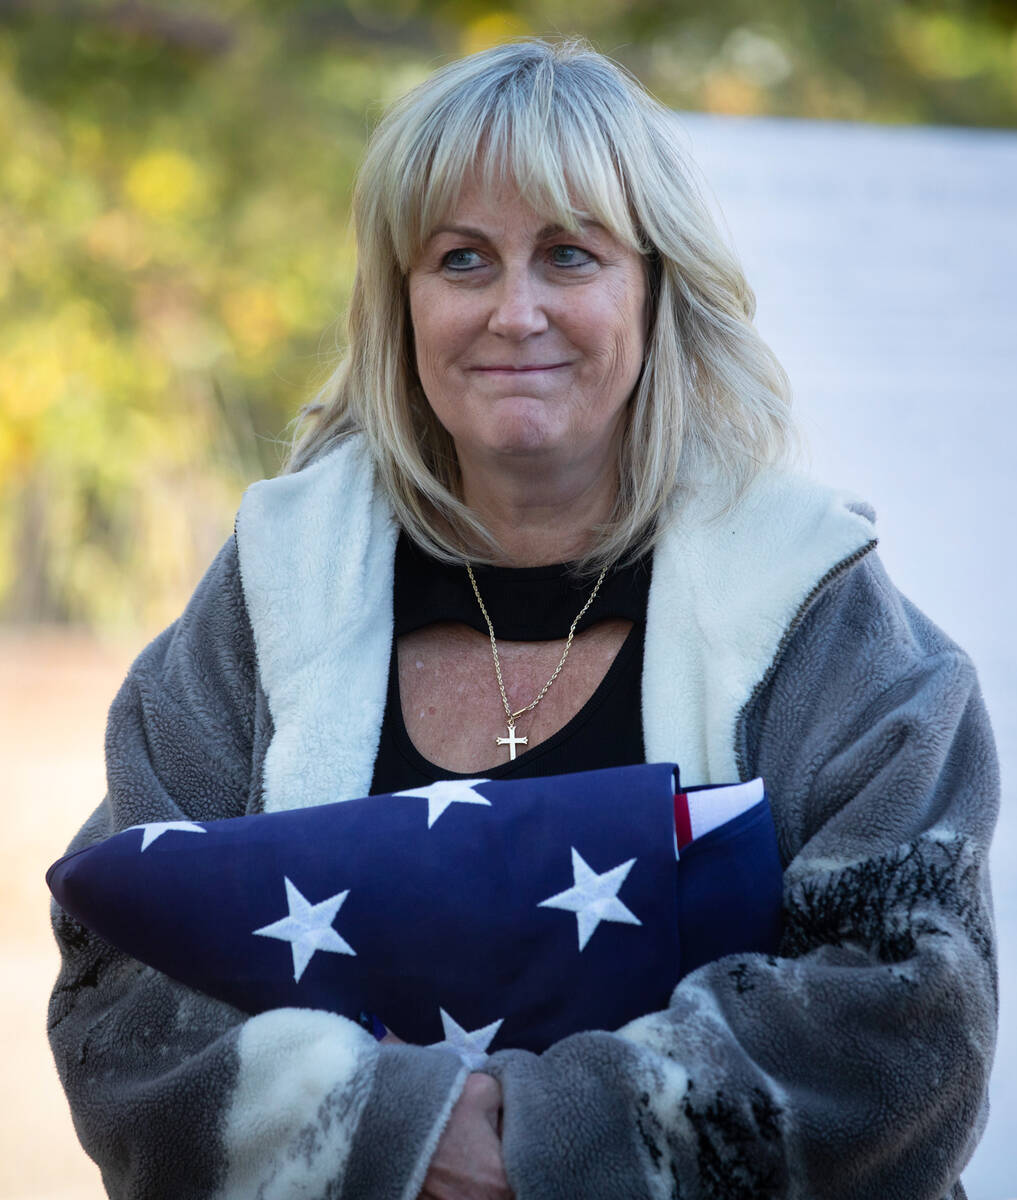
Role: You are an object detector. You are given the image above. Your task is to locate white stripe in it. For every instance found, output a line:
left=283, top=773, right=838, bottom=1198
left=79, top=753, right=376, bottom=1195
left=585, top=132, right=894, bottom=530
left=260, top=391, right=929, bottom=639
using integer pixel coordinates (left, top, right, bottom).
left=687, top=777, right=765, bottom=842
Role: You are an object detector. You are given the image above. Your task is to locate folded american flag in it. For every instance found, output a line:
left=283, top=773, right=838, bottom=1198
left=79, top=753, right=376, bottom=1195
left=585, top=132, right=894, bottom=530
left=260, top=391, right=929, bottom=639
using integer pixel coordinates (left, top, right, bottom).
left=48, top=764, right=781, bottom=1060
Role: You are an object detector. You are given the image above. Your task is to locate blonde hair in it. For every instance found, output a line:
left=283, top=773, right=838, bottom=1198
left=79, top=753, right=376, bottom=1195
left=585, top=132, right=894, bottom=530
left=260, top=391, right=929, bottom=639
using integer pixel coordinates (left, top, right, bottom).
left=288, top=38, right=794, bottom=571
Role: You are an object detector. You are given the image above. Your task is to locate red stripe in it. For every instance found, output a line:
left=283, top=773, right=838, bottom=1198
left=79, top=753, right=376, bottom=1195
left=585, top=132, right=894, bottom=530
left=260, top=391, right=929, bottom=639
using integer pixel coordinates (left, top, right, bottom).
left=673, top=792, right=692, bottom=851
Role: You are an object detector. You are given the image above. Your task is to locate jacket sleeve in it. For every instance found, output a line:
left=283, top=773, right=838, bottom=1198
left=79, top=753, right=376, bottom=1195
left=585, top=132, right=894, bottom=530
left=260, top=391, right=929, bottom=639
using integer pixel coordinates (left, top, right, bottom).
left=47, top=536, right=467, bottom=1200
left=486, top=553, right=999, bottom=1200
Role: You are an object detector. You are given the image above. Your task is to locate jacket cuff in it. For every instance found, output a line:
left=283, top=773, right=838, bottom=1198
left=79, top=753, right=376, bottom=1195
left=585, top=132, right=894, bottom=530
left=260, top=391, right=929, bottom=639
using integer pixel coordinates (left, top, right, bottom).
left=340, top=1042, right=469, bottom=1200
left=487, top=1033, right=652, bottom=1200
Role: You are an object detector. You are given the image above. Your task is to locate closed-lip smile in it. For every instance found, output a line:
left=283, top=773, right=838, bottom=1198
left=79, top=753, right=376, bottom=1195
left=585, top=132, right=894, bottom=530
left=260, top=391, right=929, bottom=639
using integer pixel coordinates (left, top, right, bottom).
left=471, top=362, right=571, bottom=372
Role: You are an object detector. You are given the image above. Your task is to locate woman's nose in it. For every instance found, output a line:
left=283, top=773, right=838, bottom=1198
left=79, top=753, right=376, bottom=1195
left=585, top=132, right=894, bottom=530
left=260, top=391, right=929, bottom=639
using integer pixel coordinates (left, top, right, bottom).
left=487, top=268, right=549, bottom=339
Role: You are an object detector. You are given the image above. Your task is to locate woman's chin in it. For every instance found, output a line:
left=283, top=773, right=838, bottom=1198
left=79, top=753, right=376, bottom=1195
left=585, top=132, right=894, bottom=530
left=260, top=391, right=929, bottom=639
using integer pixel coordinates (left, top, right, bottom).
left=448, top=401, right=566, bottom=462
left=479, top=419, right=569, bottom=461
left=452, top=405, right=623, bottom=483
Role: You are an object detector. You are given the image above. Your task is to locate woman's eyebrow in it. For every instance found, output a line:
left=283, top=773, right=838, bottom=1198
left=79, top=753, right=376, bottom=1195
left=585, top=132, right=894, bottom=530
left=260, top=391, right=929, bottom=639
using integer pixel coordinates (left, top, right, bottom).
left=536, top=221, right=606, bottom=240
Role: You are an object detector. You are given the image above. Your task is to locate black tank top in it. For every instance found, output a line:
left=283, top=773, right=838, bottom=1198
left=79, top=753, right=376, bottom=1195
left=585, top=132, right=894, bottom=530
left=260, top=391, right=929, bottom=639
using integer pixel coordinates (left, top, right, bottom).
left=369, top=534, right=651, bottom=794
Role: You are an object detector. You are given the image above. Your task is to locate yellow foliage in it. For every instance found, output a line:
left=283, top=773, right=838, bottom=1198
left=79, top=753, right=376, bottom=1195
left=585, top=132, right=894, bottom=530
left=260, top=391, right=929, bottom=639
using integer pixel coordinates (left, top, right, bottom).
left=378, top=60, right=435, bottom=107
left=893, top=11, right=1004, bottom=82
left=85, top=209, right=152, bottom=271
left=131, top=279, right=228, bottom=371
left=69, top=120, right=104, bottom=164
left=0, top=342, right=65, bottom=423
left=347, top=0, right=419, bottom=34
left=221, top=284, right=289, bottom=354
left=0, top=506, right=13, bottom=602
left=276, top=274, right=321, bottom=329
left=461, top=13, right=533, bottom=57
left=0, top=419, right=26, bottom=478
left=124, top=150, right=209, bottom=219
left=702, top=70, right=766, bottom=116
left=12, top=223, right=61, bottom=287
left=3, top=151, right=50, bottom=205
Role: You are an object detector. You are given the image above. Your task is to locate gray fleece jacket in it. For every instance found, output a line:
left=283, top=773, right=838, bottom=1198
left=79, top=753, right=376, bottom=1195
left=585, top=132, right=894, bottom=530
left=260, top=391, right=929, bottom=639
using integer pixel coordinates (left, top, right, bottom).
left=48, top=437, right=999, bottom=1199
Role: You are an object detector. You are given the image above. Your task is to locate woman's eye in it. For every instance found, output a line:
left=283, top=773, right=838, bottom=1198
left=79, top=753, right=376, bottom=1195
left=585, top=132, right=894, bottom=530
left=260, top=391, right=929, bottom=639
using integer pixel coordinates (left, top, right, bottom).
left=442, top=248, right=483, bottom=271
left=549, top=244, right=594, bottom=267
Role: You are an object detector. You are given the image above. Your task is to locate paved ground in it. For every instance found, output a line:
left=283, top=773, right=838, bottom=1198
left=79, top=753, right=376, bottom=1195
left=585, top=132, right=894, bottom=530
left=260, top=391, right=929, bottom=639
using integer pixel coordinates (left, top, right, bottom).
left=0, top=628, right=129, bottom=1200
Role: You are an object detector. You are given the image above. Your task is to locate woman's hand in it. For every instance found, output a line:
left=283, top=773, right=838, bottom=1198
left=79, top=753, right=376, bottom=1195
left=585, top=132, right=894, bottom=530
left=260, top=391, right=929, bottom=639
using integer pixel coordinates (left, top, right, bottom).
left=417, top=1072, right=513, bottom=1200
left=380, top=1031, right=512, bottom=1199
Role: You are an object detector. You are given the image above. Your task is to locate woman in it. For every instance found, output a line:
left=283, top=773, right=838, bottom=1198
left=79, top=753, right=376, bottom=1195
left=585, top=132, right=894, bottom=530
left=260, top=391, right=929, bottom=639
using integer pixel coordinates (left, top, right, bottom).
left=49, top=38, right=997, bottom=1200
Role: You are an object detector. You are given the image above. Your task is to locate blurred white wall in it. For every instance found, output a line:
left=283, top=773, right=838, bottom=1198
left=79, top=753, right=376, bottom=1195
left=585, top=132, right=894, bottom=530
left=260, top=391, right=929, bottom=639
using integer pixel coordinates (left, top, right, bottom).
left=677, top=111, right=1017, bottom=1199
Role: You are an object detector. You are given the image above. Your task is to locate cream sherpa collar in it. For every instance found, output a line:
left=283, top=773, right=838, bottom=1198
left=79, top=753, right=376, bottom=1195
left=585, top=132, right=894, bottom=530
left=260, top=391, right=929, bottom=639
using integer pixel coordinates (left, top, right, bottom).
left=236, top=438, right=875, bottom=811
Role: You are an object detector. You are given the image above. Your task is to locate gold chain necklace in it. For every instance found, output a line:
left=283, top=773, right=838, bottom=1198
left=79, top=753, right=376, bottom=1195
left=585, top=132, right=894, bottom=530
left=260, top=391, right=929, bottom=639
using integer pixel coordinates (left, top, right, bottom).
left=465, top=562, right=608, bottom=761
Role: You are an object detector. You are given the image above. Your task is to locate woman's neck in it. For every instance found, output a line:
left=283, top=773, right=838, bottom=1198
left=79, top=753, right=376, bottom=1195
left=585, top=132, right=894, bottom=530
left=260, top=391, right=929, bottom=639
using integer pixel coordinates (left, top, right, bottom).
left=460, top=457, right=617, bottom=566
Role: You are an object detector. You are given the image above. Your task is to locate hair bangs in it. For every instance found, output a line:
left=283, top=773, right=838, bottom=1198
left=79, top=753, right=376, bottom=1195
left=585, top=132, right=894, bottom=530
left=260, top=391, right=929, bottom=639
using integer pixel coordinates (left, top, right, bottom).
left=496, top=98, right=642, bottom=252
left=385, top=50, right=642, bottom=269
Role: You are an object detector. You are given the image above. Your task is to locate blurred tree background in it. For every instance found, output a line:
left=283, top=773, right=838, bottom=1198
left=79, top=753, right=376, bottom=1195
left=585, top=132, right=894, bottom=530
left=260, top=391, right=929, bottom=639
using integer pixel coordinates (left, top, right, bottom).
left=2, top=0, right=1016, bottom=632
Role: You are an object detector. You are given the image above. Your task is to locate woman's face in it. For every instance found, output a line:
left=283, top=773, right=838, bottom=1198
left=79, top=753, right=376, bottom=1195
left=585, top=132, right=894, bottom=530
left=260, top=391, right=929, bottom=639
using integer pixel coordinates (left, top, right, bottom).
left=408, top=180, right=648, bottom=493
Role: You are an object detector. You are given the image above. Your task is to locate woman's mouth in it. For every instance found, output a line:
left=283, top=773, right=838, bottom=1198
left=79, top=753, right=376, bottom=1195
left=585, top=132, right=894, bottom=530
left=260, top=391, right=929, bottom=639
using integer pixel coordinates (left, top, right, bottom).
left=470, top=363, right=571, bottom=373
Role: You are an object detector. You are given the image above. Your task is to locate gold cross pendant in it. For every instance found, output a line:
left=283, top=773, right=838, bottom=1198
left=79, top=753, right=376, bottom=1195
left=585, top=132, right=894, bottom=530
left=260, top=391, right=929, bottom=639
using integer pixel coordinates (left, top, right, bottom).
left=495, top=724, right=528, bottom=761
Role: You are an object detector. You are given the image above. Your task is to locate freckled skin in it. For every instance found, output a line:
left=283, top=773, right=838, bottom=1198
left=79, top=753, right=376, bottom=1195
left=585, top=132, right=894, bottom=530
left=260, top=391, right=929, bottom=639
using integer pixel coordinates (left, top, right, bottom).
left=397, top=619, right=634, bottom=773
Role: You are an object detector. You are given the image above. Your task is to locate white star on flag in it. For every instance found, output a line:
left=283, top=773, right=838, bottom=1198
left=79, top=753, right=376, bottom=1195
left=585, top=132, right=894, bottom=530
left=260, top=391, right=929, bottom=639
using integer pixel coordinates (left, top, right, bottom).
left=395, top=779, right=492, bottom=828
left=253, top=877, right=356, bottom=982
left=127, top=821, right=207, bottom=851
left=430, top=1008, right=504, bottom=1069
left=538, top=848, right=642, bottom=951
